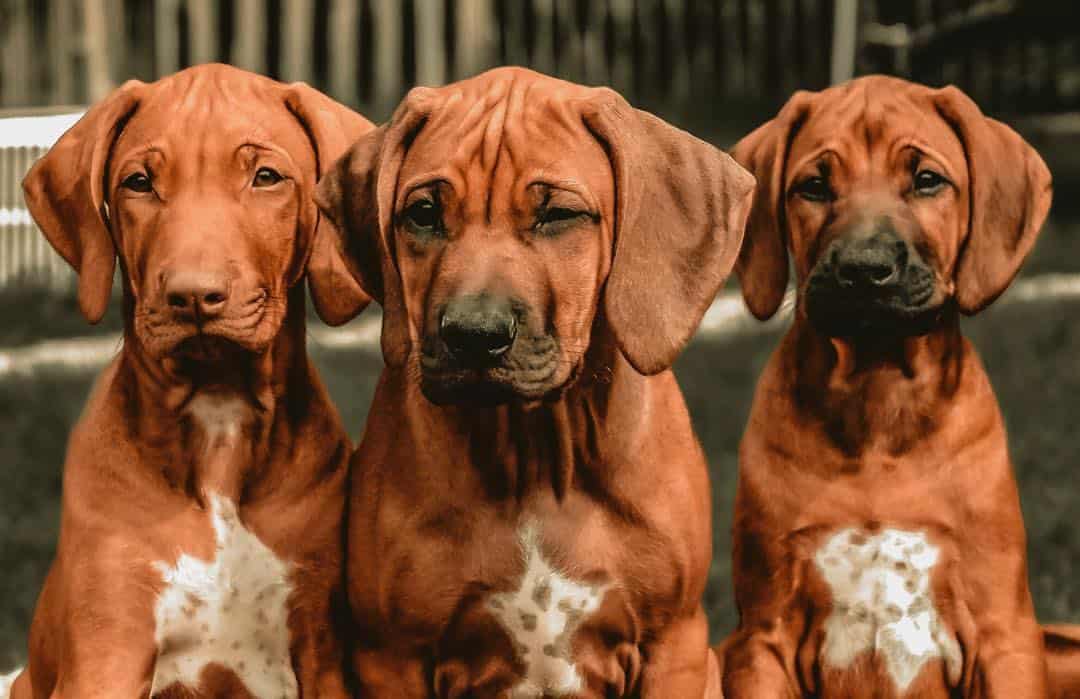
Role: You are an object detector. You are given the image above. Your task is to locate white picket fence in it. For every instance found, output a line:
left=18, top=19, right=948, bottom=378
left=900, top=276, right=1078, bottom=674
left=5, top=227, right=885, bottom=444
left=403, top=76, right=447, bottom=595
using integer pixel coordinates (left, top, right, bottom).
left=0, top=111, right=84, bottom=289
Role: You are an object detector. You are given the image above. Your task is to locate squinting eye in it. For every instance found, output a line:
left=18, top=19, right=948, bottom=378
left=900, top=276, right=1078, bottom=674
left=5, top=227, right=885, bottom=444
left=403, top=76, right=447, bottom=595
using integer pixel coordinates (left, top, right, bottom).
left=538, top=207, right=584, bottom=226
left=913, top=169, right=949, bottom=196
left=793, top=175, right=833, bottom=202
left=253, top=167, right=284, bottom=187
left=404, top=199, right=440, bottom=232
left=122, top=172, right=153, bottom=193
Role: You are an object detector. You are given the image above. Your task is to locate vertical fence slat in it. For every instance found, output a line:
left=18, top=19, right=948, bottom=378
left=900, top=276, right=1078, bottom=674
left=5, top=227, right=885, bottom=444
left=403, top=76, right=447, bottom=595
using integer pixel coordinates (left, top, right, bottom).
left=282, top=0, right=314, bottom=83
left=186, top=0, right=219, bottom=66
left=1, top=0, right=32, bottom=106
left=328, top=0, right=360, bottom=103
left=456, top=0, right=498, bottom=79
left=232, top=0, right=267, bottom=73
left=607, top=0, right=633, bottom=96
left=48, top=0, right=75, bottom=104
left=414, top=0, right=447, bottom=86
left=154, top=0, right=182, bottom=76
left=530, top=0, right=557, bottom=76
left=663, top=0, right=690, bottom=102
left=372, top=0, right=404, bottom=109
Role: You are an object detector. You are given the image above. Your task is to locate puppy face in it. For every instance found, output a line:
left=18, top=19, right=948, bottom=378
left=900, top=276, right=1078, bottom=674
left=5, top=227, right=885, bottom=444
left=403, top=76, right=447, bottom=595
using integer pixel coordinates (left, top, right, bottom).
left=733, top=76, right=1051, bottom=338
left=785, top=85, right=967, bottom=338
left=23, top=64, right=373, bottom=370
left=111, top=88, right=315, bottom=362
left=392, top=86, right=616, bottom=404
left=312, top=67, right=754, bottom=406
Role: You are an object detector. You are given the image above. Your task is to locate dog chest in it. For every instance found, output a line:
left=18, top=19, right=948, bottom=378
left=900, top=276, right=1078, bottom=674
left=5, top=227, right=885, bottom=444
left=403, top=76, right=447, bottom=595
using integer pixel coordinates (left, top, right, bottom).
left=150, top=493, right=297, bottom=699
left=814, top=527, right=962, bottom=693
left=484, top=524, right=609, bottom=698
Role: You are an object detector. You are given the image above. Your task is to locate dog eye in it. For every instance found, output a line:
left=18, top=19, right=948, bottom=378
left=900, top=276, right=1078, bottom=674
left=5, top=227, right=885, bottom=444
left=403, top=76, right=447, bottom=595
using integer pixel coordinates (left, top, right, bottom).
left=793, top=176, right=833, bottom=202
left=536, top=207, right=586, bottom=230
left=253, top=167, right=284, bottom=187
left=404, top=199, right=441, bottom=233
left=913, top=169, right=949, bottom=196
left=121, top=172, right=153, bottom=193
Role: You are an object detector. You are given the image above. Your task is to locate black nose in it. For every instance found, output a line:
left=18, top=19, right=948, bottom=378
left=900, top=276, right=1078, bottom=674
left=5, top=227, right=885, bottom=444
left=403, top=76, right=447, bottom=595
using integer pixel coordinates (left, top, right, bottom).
left=833, top=232, right=907, bottom=288
left=439, top=295, right=517, bottom=366
left=164, top=270, right=230, bottom=320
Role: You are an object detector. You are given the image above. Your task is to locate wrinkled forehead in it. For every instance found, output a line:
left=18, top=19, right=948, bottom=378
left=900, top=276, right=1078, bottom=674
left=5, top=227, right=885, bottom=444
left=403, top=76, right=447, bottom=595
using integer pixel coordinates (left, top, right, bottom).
left=788, top=79, right=967, bottom=183
left=112, top=71, right=314, bottom=173
left=399, top=72, right=614, bottom=211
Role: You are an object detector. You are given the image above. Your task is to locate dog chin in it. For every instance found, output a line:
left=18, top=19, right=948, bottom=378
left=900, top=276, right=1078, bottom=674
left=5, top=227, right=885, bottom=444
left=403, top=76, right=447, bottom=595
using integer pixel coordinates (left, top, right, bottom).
left=419, top=368, right=565, bottom=407
left=806, top=295, right=947, bottom=340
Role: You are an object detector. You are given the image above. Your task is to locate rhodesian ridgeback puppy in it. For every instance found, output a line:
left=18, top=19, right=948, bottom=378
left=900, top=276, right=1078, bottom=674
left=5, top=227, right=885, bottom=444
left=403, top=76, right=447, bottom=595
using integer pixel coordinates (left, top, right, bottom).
left=9, top=64, right=371, bottom=699
left=307, top=66, right=754, bottom=698
left=716, top=75, right=1060, bottom=697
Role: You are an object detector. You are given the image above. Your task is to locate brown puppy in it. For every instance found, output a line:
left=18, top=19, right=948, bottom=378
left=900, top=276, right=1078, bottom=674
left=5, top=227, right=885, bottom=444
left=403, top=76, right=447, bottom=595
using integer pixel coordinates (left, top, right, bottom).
left=718, top=75, right=1054, bottom=698
left=309, top=66, right=754, bottom=698
left=10, top=64, right=371, bottom=699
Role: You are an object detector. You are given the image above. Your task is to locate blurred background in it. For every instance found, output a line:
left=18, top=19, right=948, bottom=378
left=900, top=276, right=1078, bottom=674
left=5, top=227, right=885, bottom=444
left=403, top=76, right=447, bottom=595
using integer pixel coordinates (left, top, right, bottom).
left=1, top=0, right=1079, bottom=670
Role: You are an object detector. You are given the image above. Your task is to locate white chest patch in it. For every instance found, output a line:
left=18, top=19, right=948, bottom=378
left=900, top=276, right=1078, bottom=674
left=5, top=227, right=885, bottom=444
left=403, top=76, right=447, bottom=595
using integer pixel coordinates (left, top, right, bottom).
left=186, top=394, right=249, bottom=442
left=486, top=525, right=608, bottom=699
left=151, top=494, right=296, bottom=699
left=815, top=528, right=962, bottom=693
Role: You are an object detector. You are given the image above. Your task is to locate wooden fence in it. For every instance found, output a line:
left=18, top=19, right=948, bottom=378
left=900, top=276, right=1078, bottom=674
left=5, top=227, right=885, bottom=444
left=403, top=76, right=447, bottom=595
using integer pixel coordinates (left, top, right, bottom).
left=0, top=0, right=841, bottom=291
left=1, top=0, right=838, bottom=117
left=857, top=1, right=1080, bottom=115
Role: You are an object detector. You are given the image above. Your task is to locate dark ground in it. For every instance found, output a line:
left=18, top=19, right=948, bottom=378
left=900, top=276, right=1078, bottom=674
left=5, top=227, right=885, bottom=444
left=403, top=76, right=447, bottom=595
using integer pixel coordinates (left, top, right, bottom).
left=2, top=235, right=1080, bottom=670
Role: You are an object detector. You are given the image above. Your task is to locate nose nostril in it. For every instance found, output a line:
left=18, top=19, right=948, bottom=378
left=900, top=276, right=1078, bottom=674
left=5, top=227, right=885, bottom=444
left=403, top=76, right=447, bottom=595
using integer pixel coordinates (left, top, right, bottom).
left=866, top=263, right=896, bottom=284
left=167, top=293, right=189, bottom=309
left=203, top=292, right=226, bottom=305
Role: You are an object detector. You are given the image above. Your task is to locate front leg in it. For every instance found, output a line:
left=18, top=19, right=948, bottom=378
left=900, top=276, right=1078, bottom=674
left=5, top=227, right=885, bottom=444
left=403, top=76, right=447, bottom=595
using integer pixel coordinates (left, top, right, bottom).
left=637, top=606, right=719, bottom=699
left=18, top=549, right=158, bottom=699
left=970, top=614, right=1048, bottom=698
left=960, top=461, right=1049, bottom=698
left=289, top=589, right=351, bottom=699
left=720, top=625, right=799, bottom=698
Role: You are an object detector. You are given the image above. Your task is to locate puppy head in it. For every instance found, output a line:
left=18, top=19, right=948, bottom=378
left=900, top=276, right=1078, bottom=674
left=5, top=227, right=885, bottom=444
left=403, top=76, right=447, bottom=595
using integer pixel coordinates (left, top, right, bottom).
left=23, top=64, right=372, bottom=366
left=733, top=75, right=1051, bottom=340
left=311, top=67, right=754, bottom=405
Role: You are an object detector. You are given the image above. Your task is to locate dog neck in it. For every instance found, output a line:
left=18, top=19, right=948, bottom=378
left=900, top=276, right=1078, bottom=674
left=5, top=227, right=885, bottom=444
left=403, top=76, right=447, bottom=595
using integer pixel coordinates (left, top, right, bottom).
left=396, top=333, right=658, bottom=503
left=117, top=285, right=311, bottom=505
left=783, top=304, right=977, bottom=457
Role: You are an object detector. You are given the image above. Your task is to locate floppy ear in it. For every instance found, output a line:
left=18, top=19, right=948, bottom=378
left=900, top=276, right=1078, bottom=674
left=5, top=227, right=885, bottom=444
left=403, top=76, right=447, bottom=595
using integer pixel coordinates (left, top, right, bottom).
left=22, top=80, right=143, bottom=323
left=730, top=90, right=814, bottom=321
left=283, top=81, right=376, bottom=316
left=313, top=88, right=437, bottom=365
left=935, top=86, right=1052, bottom=314
left=581, top=89, right=755, bottom=375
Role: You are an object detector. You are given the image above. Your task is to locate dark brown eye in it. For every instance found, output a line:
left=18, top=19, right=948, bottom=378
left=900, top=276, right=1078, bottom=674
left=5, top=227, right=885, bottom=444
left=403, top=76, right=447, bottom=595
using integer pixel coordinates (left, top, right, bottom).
left=913, top=169, right=949, bottom=196
left=538, top=207, right=584, bottom=225
left=404, top=199, right=440, bottom=233
left=793, top=175, right=833, bottom=202
left=253, top=167, right=284, bottom=187
left=122, top=172, right=152, bottom=193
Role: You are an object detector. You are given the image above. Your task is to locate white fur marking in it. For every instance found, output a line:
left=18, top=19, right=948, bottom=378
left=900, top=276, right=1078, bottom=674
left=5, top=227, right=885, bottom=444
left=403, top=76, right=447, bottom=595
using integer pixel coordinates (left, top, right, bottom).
left=487, top=525, right=607, bottom=699
left=186, top=394, right=248, bottom=442
left=816, top=528, right=962, bottom=692
left=151, top=494, right=296, bottom=698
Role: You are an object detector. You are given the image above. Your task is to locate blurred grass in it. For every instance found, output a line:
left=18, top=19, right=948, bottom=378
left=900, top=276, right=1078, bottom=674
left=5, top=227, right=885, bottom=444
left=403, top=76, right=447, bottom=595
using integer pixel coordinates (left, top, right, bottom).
left=2, top=219, right=1080, bottom=668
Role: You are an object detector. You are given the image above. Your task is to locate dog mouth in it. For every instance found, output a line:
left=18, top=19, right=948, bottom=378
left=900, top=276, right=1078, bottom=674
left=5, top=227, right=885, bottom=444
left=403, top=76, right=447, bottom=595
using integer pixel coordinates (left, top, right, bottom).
left=172, top=333, right=252, bottom=363
left=135, top=297, right=285, bottom=362
left=418, top=336, right=568, bottom=406
left=804, top=268, right=946, bottom=339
